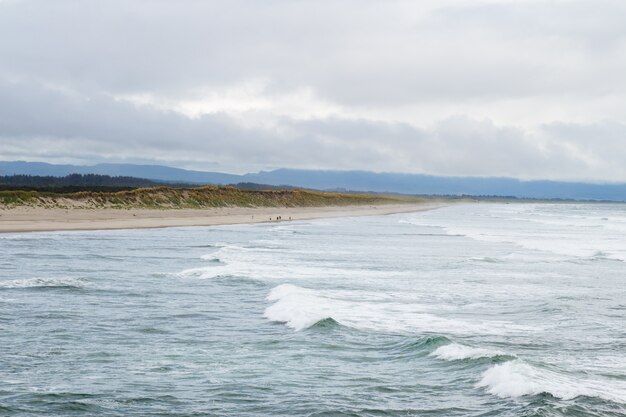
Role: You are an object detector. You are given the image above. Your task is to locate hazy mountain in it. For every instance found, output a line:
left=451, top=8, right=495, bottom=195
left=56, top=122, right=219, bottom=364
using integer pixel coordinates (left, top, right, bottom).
left=2, top=161, right=625, bottom=201
left=0, top=161, right=240, bottom=184
left=245, top=169, right=626, bottom=201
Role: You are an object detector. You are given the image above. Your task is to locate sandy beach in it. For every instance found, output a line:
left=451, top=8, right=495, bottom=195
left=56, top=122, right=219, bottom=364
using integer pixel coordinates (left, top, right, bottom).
left=0, top=203, right=442, bottom=233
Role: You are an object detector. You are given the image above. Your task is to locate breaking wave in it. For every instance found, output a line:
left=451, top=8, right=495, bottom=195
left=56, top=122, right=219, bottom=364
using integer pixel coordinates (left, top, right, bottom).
left=430, top=342, right=511, bottom=361
left=477, top=360, right=626, bottom=404
left=174, top=243, right=414, bottom=282
left=263, top=284, right=541, bottom=335
left=0, top=276, right=85, bottom=289
left=403, top=204, right=626, bottom=262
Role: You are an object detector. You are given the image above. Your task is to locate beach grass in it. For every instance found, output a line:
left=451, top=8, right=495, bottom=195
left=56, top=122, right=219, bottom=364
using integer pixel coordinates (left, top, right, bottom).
left=0, top=186, right=421, bottom=209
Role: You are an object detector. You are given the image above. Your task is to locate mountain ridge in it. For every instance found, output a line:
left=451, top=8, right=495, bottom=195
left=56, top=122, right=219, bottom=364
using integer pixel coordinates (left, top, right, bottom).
left=1, top=161, right=625, bottom=201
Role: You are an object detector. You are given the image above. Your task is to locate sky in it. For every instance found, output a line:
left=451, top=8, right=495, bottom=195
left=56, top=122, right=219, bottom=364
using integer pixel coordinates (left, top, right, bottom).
left=1, top=0, right=626, bottom=181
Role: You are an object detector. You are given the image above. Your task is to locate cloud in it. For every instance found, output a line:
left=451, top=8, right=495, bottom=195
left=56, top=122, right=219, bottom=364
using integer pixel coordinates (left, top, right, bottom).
left=0, top=0, right=625, bottom=180
left=2, top=0, right=624, bottom=102
left=2, top=78, right=626, bottom=181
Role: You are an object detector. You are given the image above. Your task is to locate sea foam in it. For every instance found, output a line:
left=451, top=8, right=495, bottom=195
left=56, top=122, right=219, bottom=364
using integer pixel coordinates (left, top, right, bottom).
left=0, top=276, right=85, bottom=289
left=264, top=284, right=337, bottom=330
left=477, top=360, right=626, bottom=403
left=175, top=243, right=414, bottom=282
left=430, top=343, right=507, bottom=361
left=264, top=284, right=541, bottom=335
left=403, top=204, right=626, bottom=261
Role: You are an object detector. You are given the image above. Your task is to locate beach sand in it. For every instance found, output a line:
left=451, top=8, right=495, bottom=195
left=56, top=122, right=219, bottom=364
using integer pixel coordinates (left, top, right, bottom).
left=0, top=203, right=442, bottom=233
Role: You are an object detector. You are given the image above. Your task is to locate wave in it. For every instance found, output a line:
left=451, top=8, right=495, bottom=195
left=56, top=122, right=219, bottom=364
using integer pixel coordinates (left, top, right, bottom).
left=264, top=284, right=541, bottom=335
left=587, top=251, right=625, bottom=263
left=388, top=336, right=450, bottom=356
left=405, top=335, right=450, bottom=348
left=477, top=360, right=626, bottom=404
left=430, top=342, right=510, bottom=361
left=174, top=265, right=218, bottom=278
left=198, top=255, right=224, bottom=264
left=402, top=205, right=626, bottom=262
left=308, top=317, right=341, bottom=330
left=0, top=276, right=85, bottom=289
left=264, top=284, right=331, bottom=330
left=468, top=256, right=505, bottom=264
left=174, top=243, right=414, bottom=282
left=0, top=233, right=62, bottom=241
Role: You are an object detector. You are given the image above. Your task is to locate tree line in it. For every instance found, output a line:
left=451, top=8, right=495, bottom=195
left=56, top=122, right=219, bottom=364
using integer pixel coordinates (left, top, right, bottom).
left=0, top=174, right=163, bottom=192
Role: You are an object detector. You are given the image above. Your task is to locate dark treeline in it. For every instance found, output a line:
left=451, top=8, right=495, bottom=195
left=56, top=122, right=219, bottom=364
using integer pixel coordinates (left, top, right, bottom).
left=0, top=174, right=302, bottom=194
left=1, top=174, right=592, bottom=202
left=0, top=174, right=166, bottom=192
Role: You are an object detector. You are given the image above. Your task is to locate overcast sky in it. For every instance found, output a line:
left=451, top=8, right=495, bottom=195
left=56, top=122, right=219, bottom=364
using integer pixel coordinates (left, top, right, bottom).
left=1, top=0, right=626, bottom=181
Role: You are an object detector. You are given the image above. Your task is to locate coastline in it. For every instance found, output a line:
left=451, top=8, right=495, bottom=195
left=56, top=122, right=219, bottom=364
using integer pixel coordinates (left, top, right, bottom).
left=0, top=203, right=443, bottom=233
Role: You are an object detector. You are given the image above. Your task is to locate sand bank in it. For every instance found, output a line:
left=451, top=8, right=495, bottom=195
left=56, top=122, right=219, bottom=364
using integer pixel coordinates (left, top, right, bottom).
left=0, top=203, right=442, bottom=233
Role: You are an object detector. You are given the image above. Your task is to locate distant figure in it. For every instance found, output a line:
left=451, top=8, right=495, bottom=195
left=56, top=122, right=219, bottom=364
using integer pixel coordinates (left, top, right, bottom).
left=289, top=217, right=291, bottom=220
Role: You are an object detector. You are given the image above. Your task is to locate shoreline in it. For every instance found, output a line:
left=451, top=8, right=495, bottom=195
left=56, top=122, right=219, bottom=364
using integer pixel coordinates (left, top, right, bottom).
left=0, top=203, right=443, bottom=233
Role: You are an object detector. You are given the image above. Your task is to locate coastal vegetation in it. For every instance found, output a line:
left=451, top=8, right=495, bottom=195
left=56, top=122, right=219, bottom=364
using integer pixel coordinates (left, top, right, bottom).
left=0, top=174, right=164, bottom=191
left=0, top=185, right=420, bottom=209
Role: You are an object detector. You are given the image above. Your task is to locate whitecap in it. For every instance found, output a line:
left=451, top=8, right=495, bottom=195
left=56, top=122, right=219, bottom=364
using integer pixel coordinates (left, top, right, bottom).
left=264, top=284, right=332, bottom=330
left=0, top=276, right=85, bottom=289
left=430, top=343, right=507, bottom=361
left=264, top=284, right=542, bottom=335
left=477, top=360, right=626, bottom=403
left=174, top=243, right=415, bottom=282
left=403, top=204, right=626, bottom=262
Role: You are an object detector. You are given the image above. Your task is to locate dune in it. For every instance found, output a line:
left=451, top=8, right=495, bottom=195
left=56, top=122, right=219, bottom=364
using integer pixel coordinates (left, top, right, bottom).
left=0, top=186, right=441, bottom=232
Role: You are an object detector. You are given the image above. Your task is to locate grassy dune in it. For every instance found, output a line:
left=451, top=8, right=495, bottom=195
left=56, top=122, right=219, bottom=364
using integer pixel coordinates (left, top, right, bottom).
left=0, top=186, right=421, bottom=209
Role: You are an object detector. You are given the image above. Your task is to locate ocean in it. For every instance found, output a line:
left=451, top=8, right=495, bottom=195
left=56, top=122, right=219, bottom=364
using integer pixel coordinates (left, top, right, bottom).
left=1, top=203, right=625, bottom=416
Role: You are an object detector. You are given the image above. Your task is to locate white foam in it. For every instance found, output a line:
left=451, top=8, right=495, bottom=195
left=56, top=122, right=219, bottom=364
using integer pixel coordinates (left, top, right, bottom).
left=264, top=284, right=332, bottom=330
left=175, top=244, right=414, bottom=282
left=264, top=284, right=541, bottom=335
left=0, top=276, right=84, bottom=289
left=430, top=343, right=506, bottom=361
left=403, top=204, right=626, bottom=261
left=477, top=360, right=626, bottom=403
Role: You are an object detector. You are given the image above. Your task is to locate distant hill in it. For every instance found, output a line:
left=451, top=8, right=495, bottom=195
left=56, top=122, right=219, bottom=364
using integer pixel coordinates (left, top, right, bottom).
left=0, top=161, right=240, bottom=184
left=246, top=169, right=626, bottom=201
left=0, top=173, right=163, bottom=192
left=2, top=161, right=626, bottom=201
left=0, top=174, right=301, bottom=194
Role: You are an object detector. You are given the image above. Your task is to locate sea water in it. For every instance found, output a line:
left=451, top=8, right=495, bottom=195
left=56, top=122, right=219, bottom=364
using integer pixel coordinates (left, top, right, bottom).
left=1, top=203, right=625, bottom=416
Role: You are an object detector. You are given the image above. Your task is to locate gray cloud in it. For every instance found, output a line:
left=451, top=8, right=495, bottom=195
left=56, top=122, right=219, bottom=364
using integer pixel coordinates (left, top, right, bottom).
left=2, top=0, right=625, bottom=102
left=1, top=0, right=625, bottom=180
left=2, top=78, right=625, bottom=180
